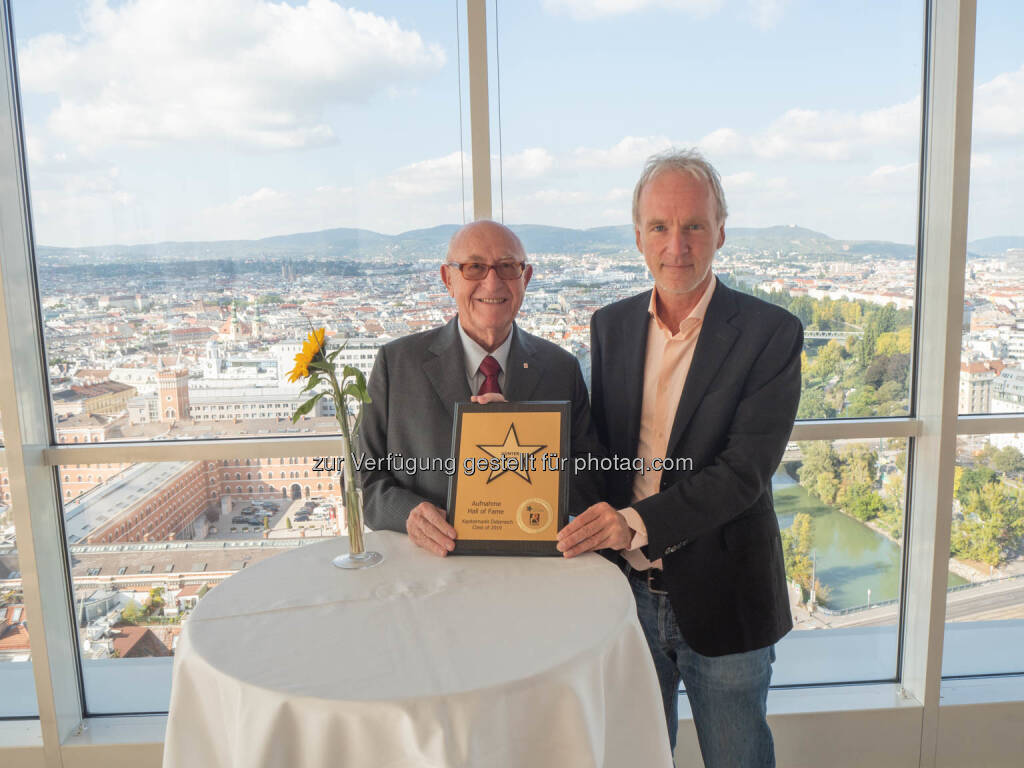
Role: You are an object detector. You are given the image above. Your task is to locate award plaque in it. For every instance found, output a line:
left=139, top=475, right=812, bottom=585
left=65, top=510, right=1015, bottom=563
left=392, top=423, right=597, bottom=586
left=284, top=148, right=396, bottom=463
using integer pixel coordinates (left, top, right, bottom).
left=447, top=401, right=570, bottom=555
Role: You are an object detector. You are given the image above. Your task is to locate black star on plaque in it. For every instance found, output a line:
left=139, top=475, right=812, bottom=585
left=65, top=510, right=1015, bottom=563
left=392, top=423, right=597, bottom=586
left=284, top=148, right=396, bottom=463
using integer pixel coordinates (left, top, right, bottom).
left=477, top=423, right=546, bottom=484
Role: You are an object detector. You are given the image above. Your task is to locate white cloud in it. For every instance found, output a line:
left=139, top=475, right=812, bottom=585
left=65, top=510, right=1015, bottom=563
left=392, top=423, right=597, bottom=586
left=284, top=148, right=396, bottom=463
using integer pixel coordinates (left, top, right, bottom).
left=861, top=162, right=918, bottom=195
left=572, top=135, right=673, bottom=167
left=744, top=0, right=787, bottom=29
left=722, top=171, right=756, bottom=187
left=705, top=97, right=920, bottom=162
left=188, top=150, right=469, bottom=240
left=501, top=148, right=555, bottom=178
left=699, top=127, right=746, bottom=156
left=973, top=64, right=1024, bottom=141
left=526, top=188, right=591, bottom=204
left=866, top=162, right=917, bottom=180
left=542, top=0, right=722, bottom=20
left=970, top=153, right=993, bottom=170
left=720, top=171, right=789, bottom=199
left=18, top=0, right=446, bottom=151
left=385, top=152, right=465, bottom=197
left=28, top=165, right=145, bottom=245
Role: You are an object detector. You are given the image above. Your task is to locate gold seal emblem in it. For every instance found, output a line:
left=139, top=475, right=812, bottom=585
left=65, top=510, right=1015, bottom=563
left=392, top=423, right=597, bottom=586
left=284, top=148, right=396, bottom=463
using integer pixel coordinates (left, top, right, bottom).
left=516, top=498, right=553, bottom=534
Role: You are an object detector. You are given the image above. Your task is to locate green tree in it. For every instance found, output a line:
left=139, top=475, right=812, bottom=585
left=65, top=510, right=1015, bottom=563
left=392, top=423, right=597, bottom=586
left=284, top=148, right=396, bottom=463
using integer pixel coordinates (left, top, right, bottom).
left=147, top=587, right=165, bottom=615
left=792, top=512, right=814, bottom=553
left=992, top=447, right=1024, bottom=478
left=840, top=301, right=863, bottom=327
left=798, top=388, right=829, bottom=419
left=121, top=602, right=143, bottom=623
left=846, top=385, right=880, bottom=417
left=841, top=484, right=887, bottom=522
left=951, top=482, right=1024, bottom=566
left=810, top=340, right=843, bottom=380
left=799, top=443, right=842, bottom=504
left=956, top=466, right=999, bottom=505
left=789, top=296, right=815, bottom=327
left=782, top=513, right=830, bottom=603
left=842, top=445, right=878, bottom=487
left=875, top=327, right=912, bottom=356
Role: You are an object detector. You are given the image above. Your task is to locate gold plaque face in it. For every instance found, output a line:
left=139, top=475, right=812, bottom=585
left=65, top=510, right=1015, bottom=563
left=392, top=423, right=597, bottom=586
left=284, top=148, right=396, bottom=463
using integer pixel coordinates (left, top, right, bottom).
left=447, top=402, right=569, bottom=555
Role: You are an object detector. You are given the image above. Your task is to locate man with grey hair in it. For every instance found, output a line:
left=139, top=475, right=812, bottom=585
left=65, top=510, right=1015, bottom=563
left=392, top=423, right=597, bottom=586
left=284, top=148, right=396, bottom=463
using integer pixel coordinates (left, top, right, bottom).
left=559, top=149, right=803, bottom=766
left=361, top=219, right=604, bottom=555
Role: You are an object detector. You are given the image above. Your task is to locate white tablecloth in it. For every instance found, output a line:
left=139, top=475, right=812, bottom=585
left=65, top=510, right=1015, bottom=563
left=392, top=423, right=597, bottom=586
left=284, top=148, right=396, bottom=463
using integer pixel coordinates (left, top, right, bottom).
left=163, top=530, right=673, bottom=768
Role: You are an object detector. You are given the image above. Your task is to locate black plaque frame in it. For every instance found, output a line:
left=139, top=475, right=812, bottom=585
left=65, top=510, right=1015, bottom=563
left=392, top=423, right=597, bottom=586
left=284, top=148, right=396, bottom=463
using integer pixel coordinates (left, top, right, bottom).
left=446, top=401, right=570, bottom=556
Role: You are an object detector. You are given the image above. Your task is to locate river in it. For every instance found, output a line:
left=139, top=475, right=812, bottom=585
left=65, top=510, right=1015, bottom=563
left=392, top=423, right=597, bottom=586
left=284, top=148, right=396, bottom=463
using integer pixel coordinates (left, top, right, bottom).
left=772, top=469, right=967, bottom=610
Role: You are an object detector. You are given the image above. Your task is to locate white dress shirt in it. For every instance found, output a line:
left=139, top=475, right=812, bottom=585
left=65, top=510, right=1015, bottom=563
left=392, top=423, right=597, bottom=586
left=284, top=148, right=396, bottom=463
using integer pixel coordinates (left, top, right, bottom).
left=457, top=320, right=512, bottom=394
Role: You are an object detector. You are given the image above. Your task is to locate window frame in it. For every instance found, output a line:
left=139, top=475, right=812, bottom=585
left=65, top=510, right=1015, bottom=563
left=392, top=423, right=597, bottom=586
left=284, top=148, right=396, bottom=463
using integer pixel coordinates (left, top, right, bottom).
left=1, top=0, right=1020, bottom=765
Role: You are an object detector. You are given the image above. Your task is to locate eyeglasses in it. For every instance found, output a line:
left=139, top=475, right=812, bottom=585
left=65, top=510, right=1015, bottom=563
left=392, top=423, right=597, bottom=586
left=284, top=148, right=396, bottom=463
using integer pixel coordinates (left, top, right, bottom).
left=445, top=260, right=527, bottom=281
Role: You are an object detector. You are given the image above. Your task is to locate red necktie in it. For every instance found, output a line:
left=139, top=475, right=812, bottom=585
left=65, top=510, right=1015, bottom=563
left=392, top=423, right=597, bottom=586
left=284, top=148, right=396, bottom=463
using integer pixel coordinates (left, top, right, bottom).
left=477, top=355, right=502, bottom=396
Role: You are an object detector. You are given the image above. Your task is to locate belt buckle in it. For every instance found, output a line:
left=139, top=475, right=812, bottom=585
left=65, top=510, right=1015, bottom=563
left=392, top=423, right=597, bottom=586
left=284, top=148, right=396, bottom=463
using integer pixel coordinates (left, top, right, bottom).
left=647, top=568, right=668, bottom=596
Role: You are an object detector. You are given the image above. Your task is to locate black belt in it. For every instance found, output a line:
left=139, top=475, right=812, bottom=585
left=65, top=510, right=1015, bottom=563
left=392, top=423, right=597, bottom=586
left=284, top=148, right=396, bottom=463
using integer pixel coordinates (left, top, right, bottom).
left=625, top=563, right=668, bottom=595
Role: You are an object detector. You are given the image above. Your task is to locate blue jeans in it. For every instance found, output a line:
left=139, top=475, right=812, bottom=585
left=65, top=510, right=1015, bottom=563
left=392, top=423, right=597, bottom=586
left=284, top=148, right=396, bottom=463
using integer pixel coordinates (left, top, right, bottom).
left=627, top=567, right=776, bottom=768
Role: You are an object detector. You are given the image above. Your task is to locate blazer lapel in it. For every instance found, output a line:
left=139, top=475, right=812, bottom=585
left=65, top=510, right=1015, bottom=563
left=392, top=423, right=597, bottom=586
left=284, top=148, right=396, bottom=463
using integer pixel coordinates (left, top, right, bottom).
left=622, top=293, right=651, bottom=454
left=665, top=283, right=740, bottom=456
left=504, top=324, right=544, bottom=401
left=423, top=317, right=471, bottom=415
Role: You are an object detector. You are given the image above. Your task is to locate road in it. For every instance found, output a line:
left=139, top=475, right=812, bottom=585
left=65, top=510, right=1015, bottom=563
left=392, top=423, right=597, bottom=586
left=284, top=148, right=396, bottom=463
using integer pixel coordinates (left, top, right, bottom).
left=794, top=576, right=1024, bottom=629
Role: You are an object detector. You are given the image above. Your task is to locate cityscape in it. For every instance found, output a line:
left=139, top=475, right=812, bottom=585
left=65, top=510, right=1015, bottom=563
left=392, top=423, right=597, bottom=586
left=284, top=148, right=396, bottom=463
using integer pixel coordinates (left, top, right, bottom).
left=2, top=222, right=1024, bottom=663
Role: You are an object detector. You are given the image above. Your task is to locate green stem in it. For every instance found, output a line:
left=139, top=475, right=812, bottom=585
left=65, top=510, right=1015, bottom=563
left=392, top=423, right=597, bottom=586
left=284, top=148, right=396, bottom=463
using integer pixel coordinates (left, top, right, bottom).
left=329, top=372, right=364, bottom=554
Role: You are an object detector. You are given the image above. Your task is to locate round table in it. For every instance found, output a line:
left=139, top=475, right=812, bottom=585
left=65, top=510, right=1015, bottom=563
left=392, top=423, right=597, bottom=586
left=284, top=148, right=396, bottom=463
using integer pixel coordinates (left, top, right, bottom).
left=162, top=531, right=673, bottom=768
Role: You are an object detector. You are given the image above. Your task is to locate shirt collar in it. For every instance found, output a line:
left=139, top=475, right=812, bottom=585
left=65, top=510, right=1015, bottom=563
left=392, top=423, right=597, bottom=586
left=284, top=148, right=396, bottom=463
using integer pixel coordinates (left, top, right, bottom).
left=648, top=274, right=717, bottom=336
left=457, top=319, right=513, bottom=377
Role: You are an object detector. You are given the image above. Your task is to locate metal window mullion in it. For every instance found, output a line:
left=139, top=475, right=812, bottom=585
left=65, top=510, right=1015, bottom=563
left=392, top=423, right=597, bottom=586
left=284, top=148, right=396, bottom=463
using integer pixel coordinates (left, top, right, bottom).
left=955, top=413, right=1024, bottom=434
left=0, top=0, right=83, bottom=759
left=791, top=418, right=921, bottom=441
left=37, top=418, right=926, bottom=467
left=466, top=0, right=491, bottom=220
left=44, top=435, right=345, bottom=466
left=901, top=3, right=976, bottom=768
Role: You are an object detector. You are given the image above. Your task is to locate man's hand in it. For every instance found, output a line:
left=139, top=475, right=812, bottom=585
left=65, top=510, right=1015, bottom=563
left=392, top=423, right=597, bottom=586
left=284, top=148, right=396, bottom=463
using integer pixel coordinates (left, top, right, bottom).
left=556, top=502, right=632, bottom=558
left=470, top=392, right=507, bottom=404
left=406, top=502, right=456, bottom=557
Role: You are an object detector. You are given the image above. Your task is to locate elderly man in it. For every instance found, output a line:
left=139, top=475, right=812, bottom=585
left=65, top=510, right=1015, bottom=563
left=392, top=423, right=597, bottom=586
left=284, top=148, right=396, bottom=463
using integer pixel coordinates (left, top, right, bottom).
left=558, top=150, right=803, bottom=767
left=361, top=219, right=603, bottom=555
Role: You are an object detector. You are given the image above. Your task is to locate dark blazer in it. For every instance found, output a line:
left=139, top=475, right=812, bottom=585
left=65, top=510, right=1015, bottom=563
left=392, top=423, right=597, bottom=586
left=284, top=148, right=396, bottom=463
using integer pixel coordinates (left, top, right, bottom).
left=590, top=281, right=803, bottom=657
left=361, top=317, right=604, bottom=532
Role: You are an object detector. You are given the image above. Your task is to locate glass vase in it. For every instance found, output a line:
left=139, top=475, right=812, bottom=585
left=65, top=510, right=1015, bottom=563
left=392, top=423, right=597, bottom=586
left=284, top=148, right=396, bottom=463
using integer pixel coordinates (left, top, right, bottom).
left=332, top=437, right=383, bottom=569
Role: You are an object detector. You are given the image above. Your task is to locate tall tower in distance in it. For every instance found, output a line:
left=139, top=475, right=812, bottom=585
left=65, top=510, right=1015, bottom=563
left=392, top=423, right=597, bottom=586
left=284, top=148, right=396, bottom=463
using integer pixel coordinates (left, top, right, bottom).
left=157, top=369, right=191, bottom=423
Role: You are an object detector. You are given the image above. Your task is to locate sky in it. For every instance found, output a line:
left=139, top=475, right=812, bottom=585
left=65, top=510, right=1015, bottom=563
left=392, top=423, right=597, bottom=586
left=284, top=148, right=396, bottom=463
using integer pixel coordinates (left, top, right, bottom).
left=10, top=0, right=1023, bottom=247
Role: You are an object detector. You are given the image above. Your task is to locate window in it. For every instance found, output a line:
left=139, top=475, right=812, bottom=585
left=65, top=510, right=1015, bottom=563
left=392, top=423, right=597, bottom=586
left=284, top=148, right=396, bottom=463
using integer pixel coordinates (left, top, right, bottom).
left=15, top=0, right=468, bottom=444
left=0, top=2, right=1020, bottom=764
left=958, top=2, right=1024, bottom=417
left=770, top=440, right=910, bottom=684
left=495, top=0, right=923, bottom=420
left=943, top=0, right=1024, bottom=678
left=57, top=453, right=341, bottom=712
left=0, top=459, right=40, bottom=717
left=942, top=434, right=1024, bottom=677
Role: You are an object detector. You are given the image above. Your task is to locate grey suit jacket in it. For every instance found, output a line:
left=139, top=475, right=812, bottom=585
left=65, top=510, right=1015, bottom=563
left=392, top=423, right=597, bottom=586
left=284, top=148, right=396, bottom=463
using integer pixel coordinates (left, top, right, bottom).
left=360, top=317, right=604, bottom=532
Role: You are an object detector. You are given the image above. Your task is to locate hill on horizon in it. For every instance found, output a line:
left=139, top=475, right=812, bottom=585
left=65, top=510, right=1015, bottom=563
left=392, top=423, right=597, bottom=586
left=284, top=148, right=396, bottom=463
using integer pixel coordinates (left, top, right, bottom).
left=33, top=224, right=1023, bottom=264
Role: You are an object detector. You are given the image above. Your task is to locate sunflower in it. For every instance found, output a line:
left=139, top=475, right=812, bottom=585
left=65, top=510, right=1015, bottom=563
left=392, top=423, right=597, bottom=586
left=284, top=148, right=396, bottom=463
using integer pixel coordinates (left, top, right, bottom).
left=287, top=327, right=326, bottom=383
